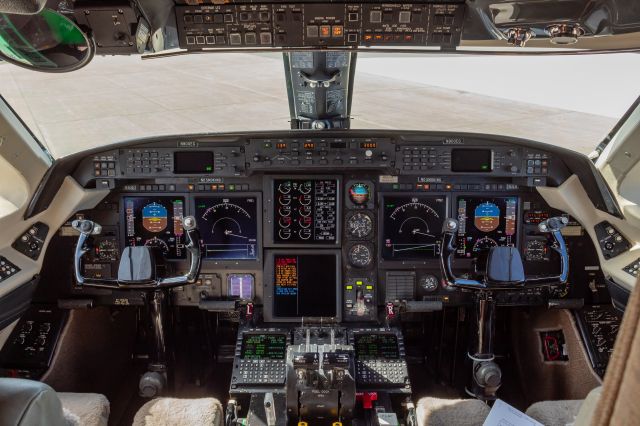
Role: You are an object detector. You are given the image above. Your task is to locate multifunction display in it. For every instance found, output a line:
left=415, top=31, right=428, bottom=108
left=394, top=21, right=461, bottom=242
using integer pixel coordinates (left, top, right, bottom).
left=194, top=196, right=258, bottom=260
left=241, top=334, right=287, bottom=360
left=124, top=196, right=186, bottom=259
left=274, top=179, right=338, bottom=244
left=381, top=196, right=446, bottom=260
left=354, top=334, right=400, bottom=359
left=273, top=254, right=337, bottom=318
left=451, top=149, right=492, bottom=172
left=174, top=151, right=214, bottom=174
left=456, top=196, right=518, bottom=258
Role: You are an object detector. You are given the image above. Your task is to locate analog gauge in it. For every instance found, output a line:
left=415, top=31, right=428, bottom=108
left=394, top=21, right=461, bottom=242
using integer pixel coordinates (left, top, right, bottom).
left=279, top=206, right=291, bottom=217
left=299, top=194, right=312, bottom=206
left=278, top=181, right=292, bottom=194
left=278, top=228, right=292, bottom=240
left=349, top=183, right=371, bottom=205
left=279, top=216, right=292, bottom=228
left=419, top=275, right=439, bottom=293
left=278, top=194, right=291, bottom=206
left=298, top=205, right=312, bottom=217
left=298, top=181, right=312, bottom=195
left=145, top=237, right=170, bottom=254
left=347, top=212, right=373, bottom=239
left=381, top=196, right=446, bottom=260
left=349, top=244, right=372, bottom=268
left=472, top=236, right=498, bottom=252
left=299, top=228, right=312, bottom=240
left=95, top=239, right=118, bottom=262
left=525, top=239, right=548, bottom=261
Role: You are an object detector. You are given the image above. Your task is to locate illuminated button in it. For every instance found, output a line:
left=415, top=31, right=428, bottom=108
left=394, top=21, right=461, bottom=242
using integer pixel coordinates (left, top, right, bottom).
left=404, top=34, right=413, bottom=41
left=346, top=285, right=353, bottom=290
left=306, top=25, right=319, bottom=38
left=399, top=11, right=412, bottom=23
left=320, top=25, right=331, bottom=38
left=366, top=285, right=373, bottom=290
left=260, top=32, right=272, bottom=45
left=374, top=34, right=383, bottom=41
left=370, top=11, right=382, bottom=23
left=364, top=34, right=373, bottom=41
left=245, top=32, right=257, bottom=44
left=332, top=26, right=343, bottom=37
left=229, top=33, right=242, bottom=45
left=356, top=280, right=363, bottom=286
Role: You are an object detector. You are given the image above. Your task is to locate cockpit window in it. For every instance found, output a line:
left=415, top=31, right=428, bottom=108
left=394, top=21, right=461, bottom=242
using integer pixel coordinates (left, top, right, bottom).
left=0, top=51, right=638, bottom=158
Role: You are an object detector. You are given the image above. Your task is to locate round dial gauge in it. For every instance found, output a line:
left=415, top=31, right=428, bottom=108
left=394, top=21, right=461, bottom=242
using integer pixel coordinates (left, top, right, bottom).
left=473, top=236, right=498, bottom=252
left=419, top=275, right=439, bottom=292
left=95, top=239, right=118, bottom=262
left=349, top=183, right=371, bottom=205
left=525, top=240, right=548, bottom=261
left=347, top=212, right=373, bottom=238
left=144, top=237, right=170, bottom=254
left=349, top=244, right=372, bottom=268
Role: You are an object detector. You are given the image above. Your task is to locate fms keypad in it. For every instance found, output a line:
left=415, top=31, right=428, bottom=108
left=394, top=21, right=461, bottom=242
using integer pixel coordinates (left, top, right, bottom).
left=352, top=331, right=410, bottom=388
left=232, top=332, right=288, bottom=387
left=356, top=359, right=409, bottom=386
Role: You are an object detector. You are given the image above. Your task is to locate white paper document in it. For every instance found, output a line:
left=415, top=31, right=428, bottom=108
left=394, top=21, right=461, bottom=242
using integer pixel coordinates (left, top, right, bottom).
left=483, top=399, right=544, bottom=426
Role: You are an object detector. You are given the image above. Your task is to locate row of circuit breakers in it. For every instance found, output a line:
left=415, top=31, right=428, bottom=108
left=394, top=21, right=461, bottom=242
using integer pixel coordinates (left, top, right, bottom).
left=175, top=2, right=465, bottom=49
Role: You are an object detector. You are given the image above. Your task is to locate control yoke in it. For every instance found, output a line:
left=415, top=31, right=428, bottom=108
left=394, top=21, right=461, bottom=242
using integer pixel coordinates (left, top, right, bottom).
left=72, top=216, right=202, bottom=289
left=440, top=216, right=569, bottom=290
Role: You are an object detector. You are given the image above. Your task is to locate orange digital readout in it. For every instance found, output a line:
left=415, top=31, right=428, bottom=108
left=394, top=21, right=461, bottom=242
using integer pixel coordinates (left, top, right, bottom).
left=304, top=142, right=315, bottom=149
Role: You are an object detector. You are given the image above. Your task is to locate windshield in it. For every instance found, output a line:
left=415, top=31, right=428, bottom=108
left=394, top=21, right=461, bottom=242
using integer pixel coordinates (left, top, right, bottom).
left=1, top=52, right=638, bottom=158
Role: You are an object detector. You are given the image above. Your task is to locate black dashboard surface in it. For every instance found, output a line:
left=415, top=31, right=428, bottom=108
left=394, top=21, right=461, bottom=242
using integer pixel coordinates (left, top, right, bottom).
left=37, top=131, right=614, bottom=321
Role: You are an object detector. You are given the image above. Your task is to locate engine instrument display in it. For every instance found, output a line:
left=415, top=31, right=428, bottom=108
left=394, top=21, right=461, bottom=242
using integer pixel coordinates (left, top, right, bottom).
left=456, top=196, right=518, bottom=258
left=273, top=254, right=338, bottom=318
left=381, top=196, right=446, bottom=260
left=354, top=334, right=400, bottom=359
left=241, top=334, right=287, bottom=360
left=124, top=196, right=185, bottom=259
left=194, top=196, right=258, bottom=260
left=273, top=179, right=338, bottom=244
left=228, top=274, right=255, bottom=299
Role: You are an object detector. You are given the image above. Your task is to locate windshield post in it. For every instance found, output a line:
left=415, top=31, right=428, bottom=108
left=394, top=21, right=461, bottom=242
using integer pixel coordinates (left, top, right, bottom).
left=283, top=51, right=357, bottom=130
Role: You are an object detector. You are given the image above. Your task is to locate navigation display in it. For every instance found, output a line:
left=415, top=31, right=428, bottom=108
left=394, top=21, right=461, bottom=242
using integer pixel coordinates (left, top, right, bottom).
left=354, top=334, right=400, bottom=359
left=273, top=179, right=338, bottom=244
left=273, top=254, right=337, bottom=318
left=381, top=195, right=446, bottom=260
left=456, top=196, right=518, bottom=258
left=194, top=196, right=258, bottom=260
left=124, top=196, right=186, bottom=259
left=241, top=334, right=287, bottom=360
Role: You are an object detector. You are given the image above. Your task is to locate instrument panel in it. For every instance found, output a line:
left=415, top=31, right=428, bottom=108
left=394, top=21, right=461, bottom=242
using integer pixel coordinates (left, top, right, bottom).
left=71, top=132, right=604, bottom=319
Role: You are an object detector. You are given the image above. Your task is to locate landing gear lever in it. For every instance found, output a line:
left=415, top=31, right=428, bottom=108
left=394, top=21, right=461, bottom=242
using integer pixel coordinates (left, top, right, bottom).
left=72, top=216, right=202, bottom=397
left=439, top=216, right=569, bottom=400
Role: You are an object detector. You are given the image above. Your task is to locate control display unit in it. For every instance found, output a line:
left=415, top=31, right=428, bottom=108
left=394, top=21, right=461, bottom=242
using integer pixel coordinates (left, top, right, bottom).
left=174, top=151, right=214, bottom=174
left=123, top=196, right=186, bottom=259
left=456, top=196, right=518, bottom=258
left=273, top=179, right=338, bottom=244
left=381, top=195, right=446, bottom=260
left=194, top=196, right=259, bottom=260
left=451, top=149, right=492, bottom=172
left=354, top=334, right=400, bottom=359
left=241, top=333, right=287, bottom=360
left=265, top=251, right=340, bottom=321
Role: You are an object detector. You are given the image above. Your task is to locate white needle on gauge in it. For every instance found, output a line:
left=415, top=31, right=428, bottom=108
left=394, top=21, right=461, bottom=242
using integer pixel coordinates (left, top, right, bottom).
left=224, top=230, right=248, bottom=239
left=412, top=229, right=435, bottom=237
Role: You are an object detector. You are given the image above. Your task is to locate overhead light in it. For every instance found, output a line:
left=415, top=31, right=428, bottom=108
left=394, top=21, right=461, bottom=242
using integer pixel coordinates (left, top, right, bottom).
left=504, top=28, right=534, bottom=47
left=546, top=24, right=585, bottom=45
